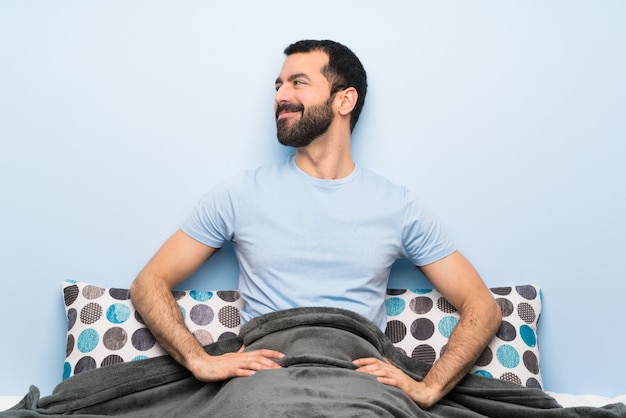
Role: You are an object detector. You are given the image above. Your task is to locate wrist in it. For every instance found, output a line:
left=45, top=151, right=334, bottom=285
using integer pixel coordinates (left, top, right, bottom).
left=180, top=345, right=212, bottom=376
left=410, top=380, right=444, bottom=409
left=185, top=352, right=211, bottom=379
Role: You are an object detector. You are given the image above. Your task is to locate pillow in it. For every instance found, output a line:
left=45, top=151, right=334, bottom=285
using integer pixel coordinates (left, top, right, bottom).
left=62, top=280, right=542, bottom=389
left=62, top=280, right=243, bottom=379
left=384, top=285, right=543, bottom=389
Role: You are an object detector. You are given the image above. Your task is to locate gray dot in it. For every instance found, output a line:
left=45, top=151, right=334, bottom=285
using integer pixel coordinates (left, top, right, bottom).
left=496, top=321, right=517, bottom=342
left=410, top=297, right=433, bottom=314
left=131, top=328, right=157, bottom=351
left=103, top=327, right=128, bottom=351
left=75, top=356, right=97, bottom=374
left=190, top=304, right=214, bottom=326
left=67, top=308, right=77, bottom=331
left=411, top=318, right=435, bottom=341
left=193, top=329, right=214, bottom=346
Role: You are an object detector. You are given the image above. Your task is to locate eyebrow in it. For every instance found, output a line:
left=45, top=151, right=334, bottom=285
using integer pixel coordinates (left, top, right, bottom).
left=275, top=72, right=313, bottom=86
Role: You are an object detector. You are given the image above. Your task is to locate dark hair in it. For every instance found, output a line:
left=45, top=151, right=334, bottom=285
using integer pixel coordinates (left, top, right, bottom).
left=284, top=40, right=368, bottom=132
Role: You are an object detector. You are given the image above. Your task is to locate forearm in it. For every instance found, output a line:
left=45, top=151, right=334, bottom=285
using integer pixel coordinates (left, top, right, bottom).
left=129, top=231, right=284, bottom=381
left=130, top=272, right=208, bottom=371
left=353, top=297, right=501, bottom=409
left=418, top=298, right=502, bottom=403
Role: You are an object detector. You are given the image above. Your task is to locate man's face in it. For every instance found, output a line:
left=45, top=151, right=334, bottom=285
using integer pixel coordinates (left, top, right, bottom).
left=274, top=51, right=336, bottom=147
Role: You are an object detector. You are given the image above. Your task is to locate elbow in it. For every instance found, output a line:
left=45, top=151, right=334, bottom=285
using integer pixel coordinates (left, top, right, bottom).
left=129, top=276, right=143, bottom=307
left=129, top=271, right=152, bottom=306
left=129, top=277, right=139, bottom=299
left=489, top=298, right=503, bottom=335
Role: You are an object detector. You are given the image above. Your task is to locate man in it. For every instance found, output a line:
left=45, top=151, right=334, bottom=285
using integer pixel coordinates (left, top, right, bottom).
left=130, top=39, right=501, bottom=409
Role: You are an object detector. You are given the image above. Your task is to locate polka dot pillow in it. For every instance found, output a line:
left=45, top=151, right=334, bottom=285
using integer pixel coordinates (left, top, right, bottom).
left=62, top=281, right=542, bottom=389
left=384, top=285, right=543, bottom=389
left=62, top=280, right=243, bottom=379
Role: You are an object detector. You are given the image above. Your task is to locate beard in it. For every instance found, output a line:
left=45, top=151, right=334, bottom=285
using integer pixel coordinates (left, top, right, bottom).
left=276, top=95, right=334, bottom=148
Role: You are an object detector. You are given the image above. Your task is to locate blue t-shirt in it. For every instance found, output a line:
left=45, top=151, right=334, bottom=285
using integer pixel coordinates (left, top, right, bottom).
left=182, top=157, right=455, bottom=329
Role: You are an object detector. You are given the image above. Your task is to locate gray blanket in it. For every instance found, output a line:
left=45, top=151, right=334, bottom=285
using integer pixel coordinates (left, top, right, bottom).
left=3, top=307, right=625, bottom=417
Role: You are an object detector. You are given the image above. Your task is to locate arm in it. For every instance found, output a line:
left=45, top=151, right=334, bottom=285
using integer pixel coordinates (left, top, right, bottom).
left=354, top=250, right=501, bottom=408
left=130, top=229, right=284, bottom=381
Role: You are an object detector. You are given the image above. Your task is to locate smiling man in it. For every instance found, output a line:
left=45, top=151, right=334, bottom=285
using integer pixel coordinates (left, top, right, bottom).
left=275, top=48, right=354, bottom=150
left=130, top=39, right=501, bottom=409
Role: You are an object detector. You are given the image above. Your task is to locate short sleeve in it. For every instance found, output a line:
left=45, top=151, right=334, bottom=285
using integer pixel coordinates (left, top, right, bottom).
left=180, top=172, right=243, bottom=248
left=401, top=189, right=456, bottom=266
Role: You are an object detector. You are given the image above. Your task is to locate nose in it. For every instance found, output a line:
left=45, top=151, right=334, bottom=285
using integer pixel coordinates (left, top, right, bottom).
left=274, top=83, right=292, bottom=106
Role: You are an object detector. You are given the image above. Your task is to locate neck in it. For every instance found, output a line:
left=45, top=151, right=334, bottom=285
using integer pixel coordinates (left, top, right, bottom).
left=293, top=127, right=354, bottom=180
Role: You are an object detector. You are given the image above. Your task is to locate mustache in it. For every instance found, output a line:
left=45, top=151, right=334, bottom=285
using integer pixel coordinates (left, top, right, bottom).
left=276, top=102, right=304, bottom=119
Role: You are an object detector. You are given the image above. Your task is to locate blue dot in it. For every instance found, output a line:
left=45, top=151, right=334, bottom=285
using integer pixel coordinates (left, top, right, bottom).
left=106, top=303, right=131, bottom=324
left=385, top=297, right=406, bottom=316
left=77, top=329, right=99, bottom=353
left=520, top=324, right=536, bottom=347
left=62, top=362, right=71, bottom=380
left=473, top=370, right=493, bottom=378
left=496, top=345, right=520, bottom=368
left=190, top=290, right=213, bottom=302
left=438, top=316, right=458, bottom=338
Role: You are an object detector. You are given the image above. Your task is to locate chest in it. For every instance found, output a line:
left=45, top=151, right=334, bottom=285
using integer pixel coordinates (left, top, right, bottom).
left=232, top=183, right=404, bottom=272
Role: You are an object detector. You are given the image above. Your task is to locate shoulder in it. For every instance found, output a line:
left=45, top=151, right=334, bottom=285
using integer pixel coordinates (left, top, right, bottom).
left=202, top=159, right=291, bottom=193
left=243, top=158, right=293, bottom=180
left=357, top=167, right=441, bottom=221
left=356, top=166, right=409, bottom=198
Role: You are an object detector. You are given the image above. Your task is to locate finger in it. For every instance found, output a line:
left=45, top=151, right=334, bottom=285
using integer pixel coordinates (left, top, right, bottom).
left=353, top=362, right=386, bottom=374
left=241, top=347, right=285, bottom=360
left=358, top=367, right=383, bottom=376
left=255, top=349, right=286, bottom=360
left=233, top=368, right=257, bottom=377
left=352, top=357, right=382, bottom=366
left=254, top=357, right=283, bottom=369
left=376, top=376, right=400, bottom=387
left=353, top=360, right=399, bottom=378
left=243, top=353, right=284, bottom=370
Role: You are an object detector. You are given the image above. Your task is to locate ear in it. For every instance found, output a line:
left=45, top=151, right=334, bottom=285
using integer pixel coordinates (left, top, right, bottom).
left=337, top=87, right=358, bottom=117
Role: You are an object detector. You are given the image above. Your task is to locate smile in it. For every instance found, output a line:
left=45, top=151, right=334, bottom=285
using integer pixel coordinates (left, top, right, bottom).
left=277, top=110, right=300, bottom=120
left=276, top=103, right=305, bottom=120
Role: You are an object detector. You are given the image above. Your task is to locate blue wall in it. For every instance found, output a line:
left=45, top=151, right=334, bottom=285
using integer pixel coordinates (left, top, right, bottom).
left=1, top=1, right=625, bottom=397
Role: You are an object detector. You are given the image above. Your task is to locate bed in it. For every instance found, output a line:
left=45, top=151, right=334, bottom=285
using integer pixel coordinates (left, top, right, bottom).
left=1, top=281, right=624, bottom=416
left=3, top=391, right=626, bottom=411
left=3, top=393, right=626, bottom=412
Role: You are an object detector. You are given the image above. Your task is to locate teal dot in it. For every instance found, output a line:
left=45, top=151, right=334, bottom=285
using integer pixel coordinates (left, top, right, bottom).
left=77, top=328, right=99, bottom=353
left=106, top=303, right=131, bottom=324
left=190, top=290, right=213, bottom=302
left=62, top=362, right=71, bottom=380
left=385, top=297, right=406, bottom=316
left=438, top=316, right=458, bottom=338
left=473, top=370, right=493, bottom=378
left=520, top=324, right=536, bottom=347
left=412, top=289, right=433, bottom=295
left=179, top=305, right=186, bottom=319
left=132, top=355, right=149, bottom=361
left=496, top=344, right=520, bottom=368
